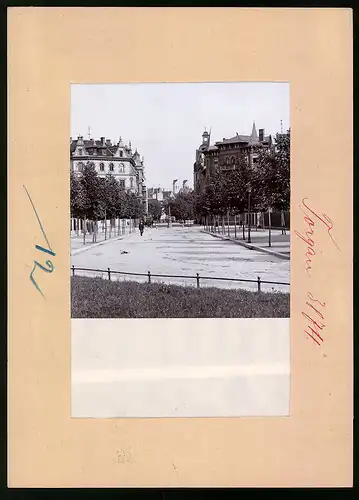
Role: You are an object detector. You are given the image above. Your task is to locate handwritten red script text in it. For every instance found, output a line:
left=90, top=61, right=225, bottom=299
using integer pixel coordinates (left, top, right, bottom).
left=295, top=198, right=340, bottom=346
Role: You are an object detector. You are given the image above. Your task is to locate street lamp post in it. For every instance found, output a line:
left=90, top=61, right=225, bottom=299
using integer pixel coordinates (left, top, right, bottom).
left=247, top=186, right=252, bottom=243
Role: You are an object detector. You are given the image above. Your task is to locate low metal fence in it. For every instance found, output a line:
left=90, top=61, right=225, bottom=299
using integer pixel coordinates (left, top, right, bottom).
left=71, top=265, right=290, bottom=292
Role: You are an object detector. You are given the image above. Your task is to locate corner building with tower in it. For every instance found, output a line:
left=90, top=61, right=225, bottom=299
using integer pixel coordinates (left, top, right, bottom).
left=193, top=123, right=272, bottom=194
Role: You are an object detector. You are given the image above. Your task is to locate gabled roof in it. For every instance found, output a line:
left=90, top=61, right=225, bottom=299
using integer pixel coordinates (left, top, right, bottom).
left=217, top=135, right=252, bottom=145
left=216, top=134, right=271, bottom=146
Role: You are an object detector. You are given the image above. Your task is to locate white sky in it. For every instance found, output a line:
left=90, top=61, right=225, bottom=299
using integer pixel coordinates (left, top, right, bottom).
left=71, top=82, right=289, bottom=189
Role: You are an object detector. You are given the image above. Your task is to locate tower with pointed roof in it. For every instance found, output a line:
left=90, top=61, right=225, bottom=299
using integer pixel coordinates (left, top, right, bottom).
left=250, top=121, right=258, bottom=142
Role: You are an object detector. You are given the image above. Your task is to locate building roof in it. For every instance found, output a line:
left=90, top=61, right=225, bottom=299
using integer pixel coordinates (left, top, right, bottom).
left=216, top=134, right=271, bottom=146
left=70, top=136, right=141, bottom=159
left=214, top=123, right=271, bottom=146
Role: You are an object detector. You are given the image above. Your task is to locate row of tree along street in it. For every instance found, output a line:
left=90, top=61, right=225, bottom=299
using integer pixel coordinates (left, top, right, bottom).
left=70, top=130, right=289, bottom=246
left=70, top=163, right=145, bottom=242
left=192, top=130, right=290, bottom=245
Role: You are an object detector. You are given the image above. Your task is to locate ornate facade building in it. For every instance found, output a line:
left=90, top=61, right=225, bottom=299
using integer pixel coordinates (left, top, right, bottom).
left=193, top=123, right=272, bottom=193
left=70, top=135, right=147, bottom=203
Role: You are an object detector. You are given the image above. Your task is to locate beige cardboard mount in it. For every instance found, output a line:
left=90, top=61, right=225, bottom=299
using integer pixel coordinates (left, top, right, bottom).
left=8, top=7, right=353, bottom=487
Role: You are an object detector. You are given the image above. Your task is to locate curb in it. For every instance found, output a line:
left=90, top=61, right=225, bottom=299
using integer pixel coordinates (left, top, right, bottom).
left=71, top=233, right=134, bottom=256
left=201, top=230, right=290, bottom=260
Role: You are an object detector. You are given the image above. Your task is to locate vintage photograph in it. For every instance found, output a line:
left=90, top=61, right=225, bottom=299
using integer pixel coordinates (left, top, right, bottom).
left=70, top=82, right=290, bottom=319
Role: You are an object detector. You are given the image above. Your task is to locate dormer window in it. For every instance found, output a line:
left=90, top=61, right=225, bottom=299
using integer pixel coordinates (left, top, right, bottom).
left=120, top=150, right=123, bottom=157
left=119, top=163, right=124, bottom=172
left=78, top=148, right=83, bottom=156
left=109, top=163, right=114, bottom=172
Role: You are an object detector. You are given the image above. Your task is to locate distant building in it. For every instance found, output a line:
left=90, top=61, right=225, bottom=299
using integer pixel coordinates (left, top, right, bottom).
left=193, top=123, right=272, bottom=193
left=70, top=135, right=147, bottom=204
left=147, top=187, right=173, bottom=202
left=147, top=179, right=191, bottom=203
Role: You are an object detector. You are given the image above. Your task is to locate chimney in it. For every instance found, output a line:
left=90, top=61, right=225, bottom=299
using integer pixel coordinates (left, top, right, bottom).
left=259, top=129, right=264, bottom=142
left=101, top=137, right=106, bottom=145
left=106, top=139, right=111, bottom=145
left=223, top=138, right=225, bottom=142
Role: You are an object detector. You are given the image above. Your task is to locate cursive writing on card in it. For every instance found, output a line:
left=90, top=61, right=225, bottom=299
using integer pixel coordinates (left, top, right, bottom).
left=302, top=292, right=326, bottom=346
left=24, top=185, right=56, bottom=298
left=295, top=198, right=339, bottom=346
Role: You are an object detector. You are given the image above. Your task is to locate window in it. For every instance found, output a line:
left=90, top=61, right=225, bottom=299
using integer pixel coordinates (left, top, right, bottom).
left=120, top=150, right=123, bottom=157
left=77, top=162, right=84, bottom=172
left=253, top=157, right=258, bottom=164
left=109, top=163, right=114, bottom=172
left=130, top=177, right=134, bottom=188
left=119, top=179, right=125, bottom=189
left=99, top=163, right=104, bottom=171
left=231, top=156, right=236, bottom=165
left=78, top=148, right=83, bottom=156
left=119, top=163, right=124, bottom=172
left=226, top=156, right=230, bottom=165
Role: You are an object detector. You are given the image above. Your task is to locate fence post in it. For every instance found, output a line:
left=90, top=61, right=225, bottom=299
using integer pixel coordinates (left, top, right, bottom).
left=148, top=271, right=151, bottom=284
left=196, top=273, right=200, bottom=288
left=108, top=267, right=111, bottom=281
left=72, top=265, right=75, bottom=277
left=257, top=276, right=261, bottom=292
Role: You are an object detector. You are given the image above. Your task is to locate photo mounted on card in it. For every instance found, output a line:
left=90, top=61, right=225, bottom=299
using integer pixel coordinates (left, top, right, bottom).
left=8, top=7, right=352, bottom=488
left=70, top=82, right=291, bottom=418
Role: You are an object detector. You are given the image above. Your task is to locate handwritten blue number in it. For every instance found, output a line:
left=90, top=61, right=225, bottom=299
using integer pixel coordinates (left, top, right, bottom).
left=24, top=185, right=56, bottom=297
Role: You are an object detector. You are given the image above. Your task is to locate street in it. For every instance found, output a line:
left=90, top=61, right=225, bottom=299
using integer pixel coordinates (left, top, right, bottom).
left=71, top=225, right=290, bottom=292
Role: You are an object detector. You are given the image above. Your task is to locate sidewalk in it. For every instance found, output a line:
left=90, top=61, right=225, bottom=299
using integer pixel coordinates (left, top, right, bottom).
left=71, top=227, right=136, bottom=255
left=203, top=227, right=290, bottom=259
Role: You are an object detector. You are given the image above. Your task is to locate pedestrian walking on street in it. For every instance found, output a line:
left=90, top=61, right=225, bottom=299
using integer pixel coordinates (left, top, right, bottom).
left=139, top=220, right=145, bottom=236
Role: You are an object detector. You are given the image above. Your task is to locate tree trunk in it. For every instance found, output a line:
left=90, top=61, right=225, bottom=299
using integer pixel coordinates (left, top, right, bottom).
left=104, top=210, right=107, bottom=240
left=242, top=214, right=245, bottom=240
left=234, top=214, right=237, bottom=238
left=83, top=216, right=86, bottom=245
left=268, top=208, right=272, bottom=247
left=227, top=209, right=230, bottom=237
left=222, top=216, right=224, bottom=234
left=281, top=209, right=286, bottom=235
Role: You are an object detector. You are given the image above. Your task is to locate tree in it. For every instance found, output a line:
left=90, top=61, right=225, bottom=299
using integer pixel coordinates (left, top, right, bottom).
left=166, top=190, right=195, bottom=221
left=80, top=162, right=103, bottom=220
left=148, top=199, right=162, bottom=221
left=254, top=129, right=290, bottom=211
left=70, top=171, right=85, bottom=218
left=123, top=192, right=145, bottom=219
left=102, top=174, right=122, bottom=219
